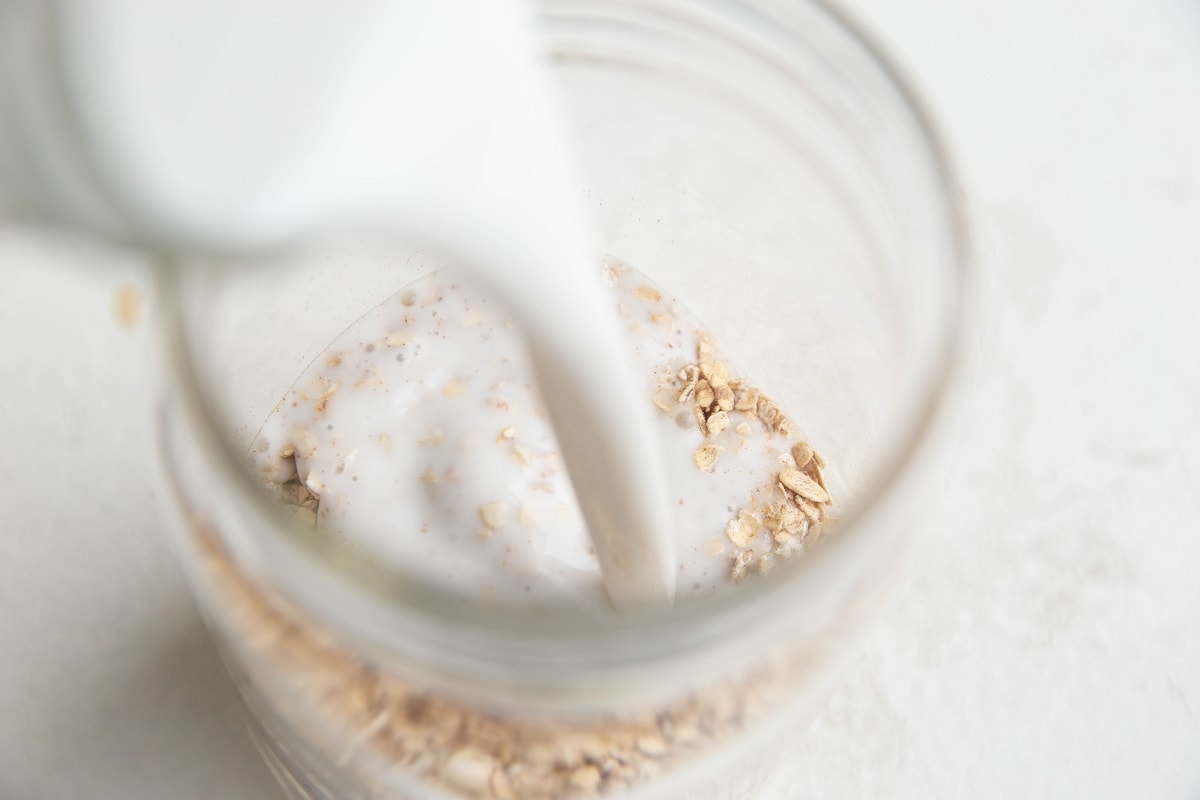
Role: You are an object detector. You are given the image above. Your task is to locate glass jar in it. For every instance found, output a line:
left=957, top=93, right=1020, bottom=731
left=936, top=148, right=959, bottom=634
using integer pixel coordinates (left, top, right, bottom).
left=156, top=0, right=967, bottom=798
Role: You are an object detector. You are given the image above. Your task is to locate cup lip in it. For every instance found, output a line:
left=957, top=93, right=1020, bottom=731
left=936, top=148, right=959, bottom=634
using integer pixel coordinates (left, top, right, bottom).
left=157, top=0, right=971, bottom=677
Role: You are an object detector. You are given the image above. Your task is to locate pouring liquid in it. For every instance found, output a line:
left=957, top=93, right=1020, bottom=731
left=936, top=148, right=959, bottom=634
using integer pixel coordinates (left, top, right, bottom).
left=311, top=1, right=679, bottom=608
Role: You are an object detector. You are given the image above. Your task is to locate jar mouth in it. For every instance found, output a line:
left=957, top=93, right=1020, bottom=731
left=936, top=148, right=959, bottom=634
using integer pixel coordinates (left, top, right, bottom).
left=157, top=0, right=969, bottom=686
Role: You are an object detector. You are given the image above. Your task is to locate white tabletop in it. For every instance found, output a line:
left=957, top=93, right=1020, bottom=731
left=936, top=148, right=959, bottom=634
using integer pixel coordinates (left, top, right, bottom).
left=3, top=1, right=1199, bottom=797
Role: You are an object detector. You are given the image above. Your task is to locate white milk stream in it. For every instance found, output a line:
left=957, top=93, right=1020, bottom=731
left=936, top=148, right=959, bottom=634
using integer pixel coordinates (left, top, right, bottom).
left=0, top=0, right=676, bottom=607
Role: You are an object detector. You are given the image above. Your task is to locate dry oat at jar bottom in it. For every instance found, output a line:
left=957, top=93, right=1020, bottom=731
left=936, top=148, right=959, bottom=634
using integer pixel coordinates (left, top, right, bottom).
left=191, top=517, right=851, bottom=800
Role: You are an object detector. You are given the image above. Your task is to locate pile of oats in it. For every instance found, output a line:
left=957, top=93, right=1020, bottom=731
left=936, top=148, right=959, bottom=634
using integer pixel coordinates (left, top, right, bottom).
left=191, top=521, right=806, bottom=800
left=668, top=334, right=834, bottom=584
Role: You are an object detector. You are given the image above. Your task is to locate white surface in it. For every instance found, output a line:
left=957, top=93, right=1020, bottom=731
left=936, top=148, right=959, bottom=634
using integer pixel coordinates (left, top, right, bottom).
left=2, top=0, right=1200, bottom=797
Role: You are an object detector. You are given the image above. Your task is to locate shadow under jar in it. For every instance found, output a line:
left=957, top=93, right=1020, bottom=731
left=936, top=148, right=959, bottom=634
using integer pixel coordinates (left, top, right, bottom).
left=156, top=1, right=967, bottom=798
